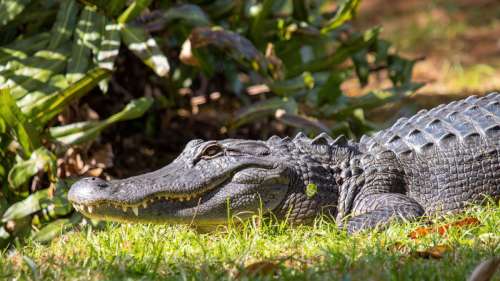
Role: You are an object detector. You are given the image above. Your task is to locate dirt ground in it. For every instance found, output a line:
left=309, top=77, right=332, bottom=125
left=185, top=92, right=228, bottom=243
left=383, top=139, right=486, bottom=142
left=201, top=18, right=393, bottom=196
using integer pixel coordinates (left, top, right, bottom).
left=359, top=0, right=500, bottom=96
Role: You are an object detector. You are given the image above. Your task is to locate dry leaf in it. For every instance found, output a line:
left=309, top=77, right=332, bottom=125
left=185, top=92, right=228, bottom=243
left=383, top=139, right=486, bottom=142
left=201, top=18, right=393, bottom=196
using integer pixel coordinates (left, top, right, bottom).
left=467, top=257, right=500, bottom=281
left=179, top=39, right=200, bottom=66
left=409, top=217, right=480, bottom=239
left=236, top=261, right=280, bottom=279
left=414, top=244, right=451, bottom=259
left=90, top=143, right=114, bottom=168
left=86, top=168, right=103, bottom=177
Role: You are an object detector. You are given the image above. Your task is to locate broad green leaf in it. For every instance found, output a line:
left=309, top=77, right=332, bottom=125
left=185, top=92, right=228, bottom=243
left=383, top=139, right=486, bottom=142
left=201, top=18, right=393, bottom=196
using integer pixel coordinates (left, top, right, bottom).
left=3, top=32, right=50, bottom=50
left=0, top=0, right=31, bottom=27
left=232, top=97, right=298, bottom=129
left=323, top=82, right=424, bottom=117
left=96, top=20, right=121, bottom=71
left=268, top=72, right=315, bottom=96
left=317, top=70, right=350, bottom=106
left=106, top=96, right=154, bottom=123
left=32, top=213, right=81, bottom=243
left=48, top=120, right=97, bottom=139
left=352, top=50, right=369, bottom=86
left=1, top=189, right=49, bottom=222
left=39, top=180, right=73, bottom=220
left=321, top=0, right=361, bottom=34
left=31, top=68, right=111, bottom=125
left=0, top=226, right=10, bottom=247
left=187, top=27, right=276, bottom=78
left=67, top=6, right=101, bottom=84
left=48, top=0, right=80, bottom=50
left=51, top=97, right=153, bottom=145
left=0, top=49, right=27, bottom=72
left=288, top=27, right=379, bottom=77
left=388, top=55, right=415, bottom=86
left=96, top=19, right=120, bottom=92
left=0, top=89, right=40, bottom=156
left=121, top=25, right=170, bottom=77
left=7, top=47, right=70, bottom=100
left=374, top=39, right=390, bottom=65
left=7, top=147, right=56, bottom=191
left=118, top=0, right=152, bottom=24
left=161, top=4, right=211, bottom=26
left=32, top=218, right=70, bottom=243
left=18, top=74, right=69, bottom=116
left=250, top=0, right=273, bottom=47
left=0, top=33, right=51, bottom=70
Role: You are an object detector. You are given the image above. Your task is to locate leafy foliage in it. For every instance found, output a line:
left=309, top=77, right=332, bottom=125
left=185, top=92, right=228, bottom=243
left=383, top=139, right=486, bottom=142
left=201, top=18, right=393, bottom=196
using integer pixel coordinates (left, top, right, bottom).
left=0, top=0, right=419, bottom=247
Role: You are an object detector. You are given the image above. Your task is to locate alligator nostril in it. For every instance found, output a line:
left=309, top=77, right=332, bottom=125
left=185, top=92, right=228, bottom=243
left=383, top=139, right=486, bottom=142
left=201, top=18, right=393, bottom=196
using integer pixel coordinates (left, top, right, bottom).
left=97, top=183, right=109, bottom=188
left=91, top=177, right=96, bottom=181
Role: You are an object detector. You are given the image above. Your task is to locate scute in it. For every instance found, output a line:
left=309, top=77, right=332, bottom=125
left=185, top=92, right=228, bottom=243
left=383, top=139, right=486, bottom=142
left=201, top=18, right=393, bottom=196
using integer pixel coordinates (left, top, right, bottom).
left=360, top=92, right=500, bottom=155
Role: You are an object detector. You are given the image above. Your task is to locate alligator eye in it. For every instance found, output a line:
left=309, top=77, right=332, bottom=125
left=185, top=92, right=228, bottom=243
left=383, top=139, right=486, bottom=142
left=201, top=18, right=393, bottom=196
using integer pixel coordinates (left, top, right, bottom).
left=201, top=144, right=223, bottom=158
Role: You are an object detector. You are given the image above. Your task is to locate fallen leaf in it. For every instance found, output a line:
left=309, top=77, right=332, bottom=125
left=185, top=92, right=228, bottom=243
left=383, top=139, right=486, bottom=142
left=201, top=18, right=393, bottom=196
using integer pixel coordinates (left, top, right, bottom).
left=409, top=217, right=480, bottom=239
left=414, top=244, right=451, bottom=259
left=467, top=257, right=500, bottom=281
left=236, top=260, right=280, bottom=279
left=86, top=168, right=103, bottom=177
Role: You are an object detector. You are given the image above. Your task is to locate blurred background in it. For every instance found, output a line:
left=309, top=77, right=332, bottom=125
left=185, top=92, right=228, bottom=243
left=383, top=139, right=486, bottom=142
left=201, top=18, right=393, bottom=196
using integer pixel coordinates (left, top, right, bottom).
left=0, top=0, right=498, bottom=245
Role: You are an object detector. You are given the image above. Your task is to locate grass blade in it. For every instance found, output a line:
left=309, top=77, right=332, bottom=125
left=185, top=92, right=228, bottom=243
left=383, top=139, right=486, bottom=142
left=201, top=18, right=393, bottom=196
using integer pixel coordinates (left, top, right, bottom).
left=121, top=24, right=170, bottom=77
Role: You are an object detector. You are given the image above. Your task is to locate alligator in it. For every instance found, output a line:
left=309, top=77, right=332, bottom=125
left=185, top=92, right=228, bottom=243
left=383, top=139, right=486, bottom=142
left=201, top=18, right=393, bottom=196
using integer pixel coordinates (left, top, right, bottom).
left=68, top=93, right=500, bottom=233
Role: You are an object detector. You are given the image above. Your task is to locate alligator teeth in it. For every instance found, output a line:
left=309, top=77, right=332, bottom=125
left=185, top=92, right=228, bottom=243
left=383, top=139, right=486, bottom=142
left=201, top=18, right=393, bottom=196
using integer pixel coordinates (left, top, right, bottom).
left=179, top=197, right=184, bottom=202
left=88, top=206, right=93, bottom=213
left=143, top=202, right=148, bottom=208
left=132, top=207, right=139, bottom=216
left=122, top=206, right=128, bottom=212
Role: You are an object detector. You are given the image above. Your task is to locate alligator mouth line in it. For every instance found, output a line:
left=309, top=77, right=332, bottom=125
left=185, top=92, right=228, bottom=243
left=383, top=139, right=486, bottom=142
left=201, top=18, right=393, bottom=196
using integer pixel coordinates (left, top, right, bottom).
left=71, top=174, right=234, bottom=217
left=72, top=191, right=207, bottom=217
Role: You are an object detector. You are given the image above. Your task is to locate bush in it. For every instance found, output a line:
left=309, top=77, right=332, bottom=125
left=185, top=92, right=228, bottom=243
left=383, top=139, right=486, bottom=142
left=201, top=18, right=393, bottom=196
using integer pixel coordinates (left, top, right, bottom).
left=0, top=0, right=419, bottom=247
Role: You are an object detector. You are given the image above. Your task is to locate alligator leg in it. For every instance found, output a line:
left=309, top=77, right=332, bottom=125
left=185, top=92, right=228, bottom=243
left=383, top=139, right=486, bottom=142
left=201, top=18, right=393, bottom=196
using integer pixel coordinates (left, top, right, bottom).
left=339, top=151, right=425, bottom=233
left=345, top=193, right=425, bottom=233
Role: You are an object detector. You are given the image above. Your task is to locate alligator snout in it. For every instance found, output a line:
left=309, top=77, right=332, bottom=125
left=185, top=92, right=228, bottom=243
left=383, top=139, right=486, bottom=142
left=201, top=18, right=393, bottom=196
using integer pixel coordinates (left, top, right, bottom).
left=68, top=177, right=111, bottom=204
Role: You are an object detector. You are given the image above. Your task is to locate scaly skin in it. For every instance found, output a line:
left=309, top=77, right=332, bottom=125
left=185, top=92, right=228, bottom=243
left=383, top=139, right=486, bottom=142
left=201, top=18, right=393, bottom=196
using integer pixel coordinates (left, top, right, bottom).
left=68, top=93, right=500, bottom=233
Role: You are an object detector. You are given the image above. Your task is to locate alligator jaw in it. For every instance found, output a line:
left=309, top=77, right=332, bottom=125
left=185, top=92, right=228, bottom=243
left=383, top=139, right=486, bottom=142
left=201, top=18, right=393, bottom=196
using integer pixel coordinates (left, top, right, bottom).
left=68, top=175, right=234, bottom=224
left=71, top=192, right=211, bottom=223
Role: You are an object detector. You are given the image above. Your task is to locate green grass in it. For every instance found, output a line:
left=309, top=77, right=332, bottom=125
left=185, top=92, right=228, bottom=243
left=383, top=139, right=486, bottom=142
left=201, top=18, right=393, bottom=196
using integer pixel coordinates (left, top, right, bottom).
left=1, top=204, right=499, bottom=281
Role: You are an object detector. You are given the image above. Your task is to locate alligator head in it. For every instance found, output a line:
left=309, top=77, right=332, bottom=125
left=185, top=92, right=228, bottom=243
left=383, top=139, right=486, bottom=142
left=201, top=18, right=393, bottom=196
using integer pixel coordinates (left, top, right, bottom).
left=68, top=134, right=354, bottom=226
